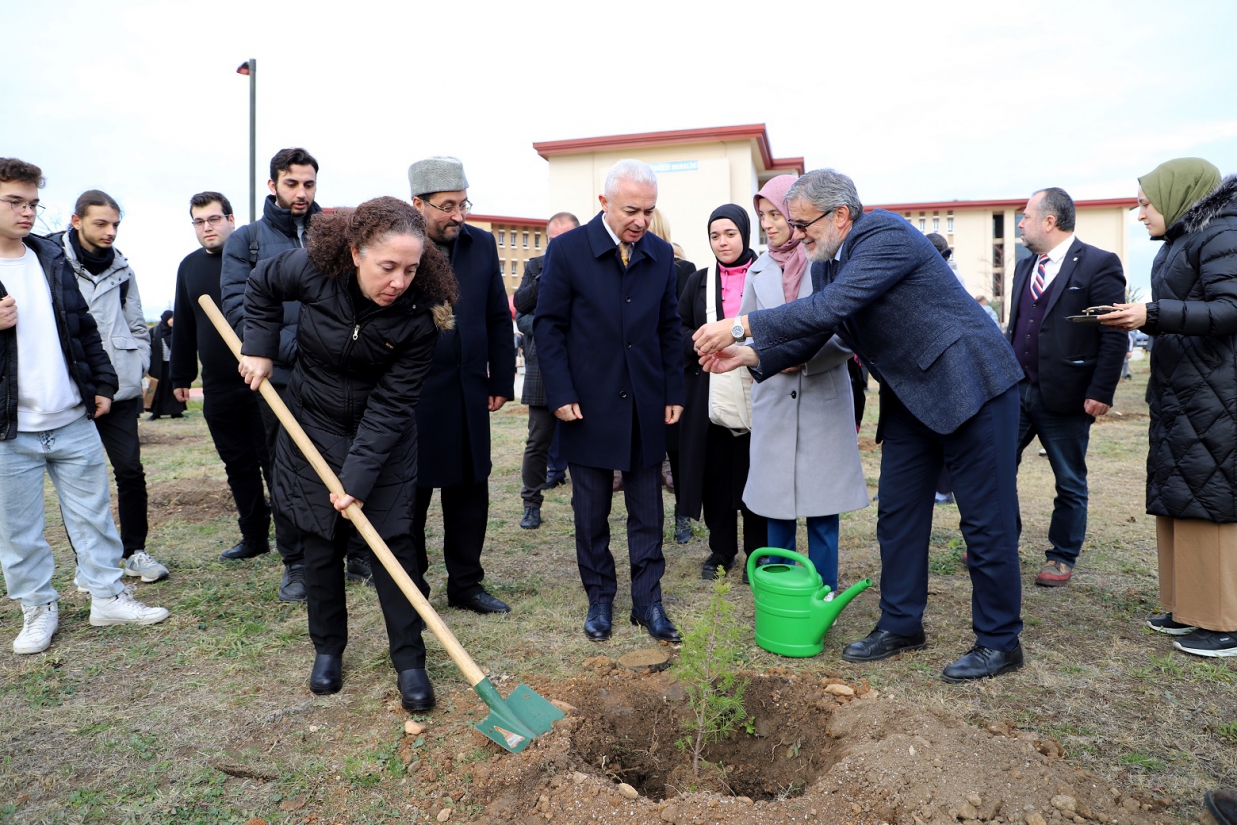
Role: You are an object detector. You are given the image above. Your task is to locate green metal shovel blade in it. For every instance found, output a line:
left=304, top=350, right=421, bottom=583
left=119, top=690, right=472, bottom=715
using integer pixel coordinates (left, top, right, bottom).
left=472, top=678, right=564, bottom=754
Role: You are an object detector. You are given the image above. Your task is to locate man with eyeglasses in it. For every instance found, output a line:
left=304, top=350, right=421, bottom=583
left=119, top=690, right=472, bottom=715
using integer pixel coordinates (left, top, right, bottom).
left=170, top=192, right=273, bottom=566
left=0, top=158, right=169, bottom=655
left=48, top=189, right=169, bottom=586
left=219, top=147, right=325, bottom=602
left=407, top=156, right=515, bottom=615
left=694, top=168, right=1026, bottom=683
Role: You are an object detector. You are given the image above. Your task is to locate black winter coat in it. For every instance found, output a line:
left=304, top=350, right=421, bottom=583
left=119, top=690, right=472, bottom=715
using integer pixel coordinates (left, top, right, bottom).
left=1142, top=176, right=1237, bottom=522
left=1, top=235, right=119, bottom=440
left=242, top=249, right=441, bottom=540
left=221, top=195, right=324, bottom=387
left=414, top=224, right=515, bottom=488
left=676, top=266, right=754, bottom=518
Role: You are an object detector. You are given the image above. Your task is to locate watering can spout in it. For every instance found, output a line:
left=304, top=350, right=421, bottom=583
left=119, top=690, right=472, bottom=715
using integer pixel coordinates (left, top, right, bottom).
left=811, top=578, right=873, bottom=638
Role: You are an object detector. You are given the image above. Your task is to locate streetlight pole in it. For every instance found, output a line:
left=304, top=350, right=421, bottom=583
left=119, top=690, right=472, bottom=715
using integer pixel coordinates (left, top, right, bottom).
left=236, top=59, right=257, bottom=223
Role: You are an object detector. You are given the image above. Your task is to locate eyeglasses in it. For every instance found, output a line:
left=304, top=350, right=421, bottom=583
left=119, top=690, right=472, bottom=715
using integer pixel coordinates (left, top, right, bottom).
left=423, top=198, right=472, bottom=216
left=786, top=209, right=834, bottom=232
left=191, top=215, right=229, bottom=228
left=2, top=198, right=44, bottom=215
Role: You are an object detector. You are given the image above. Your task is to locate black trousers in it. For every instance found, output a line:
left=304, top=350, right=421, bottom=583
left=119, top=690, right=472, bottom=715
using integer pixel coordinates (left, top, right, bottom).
left=303, top=527, right=426, bottom=671
left=520, top=405, right=556, bottom=507
left=93, top=396, right=146, bottom=557
left=257, top=386, right=304, bottom=566
left=412, top=481, right=488, bottom=602
left=701, top=424, right=766, bottom=562
left=202, top=386, right=271, bottom=543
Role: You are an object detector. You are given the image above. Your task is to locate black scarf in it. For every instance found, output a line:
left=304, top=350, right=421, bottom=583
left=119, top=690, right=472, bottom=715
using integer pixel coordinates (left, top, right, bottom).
left=68, top=227, right=115, bottom=276
left=707, top=204, right=756, bottom=269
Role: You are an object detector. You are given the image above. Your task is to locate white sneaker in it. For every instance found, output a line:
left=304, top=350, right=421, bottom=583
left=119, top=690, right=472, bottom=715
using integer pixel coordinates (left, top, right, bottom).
left=89, top=589, right=169, bottom=627
left=122, top=551, right=169, bottom=583
left=13, top=602, right=59, bottom=654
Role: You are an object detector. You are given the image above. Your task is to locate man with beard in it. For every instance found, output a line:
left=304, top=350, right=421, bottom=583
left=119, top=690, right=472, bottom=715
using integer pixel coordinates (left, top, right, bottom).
left=408, top=157, right=515, bottom=615
left=220, top=147, right=330, bottom=602
left=693, top=168, right=1026, bottom=683
left=50, top=190, right=168, bottom=585
left=172, top=192, right=272, bottom=567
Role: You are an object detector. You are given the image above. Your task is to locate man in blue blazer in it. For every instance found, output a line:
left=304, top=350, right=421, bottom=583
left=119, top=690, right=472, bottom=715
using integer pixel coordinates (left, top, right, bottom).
left=535, top=160, right=685, bottom=643
left=695, top=169, right=1027, bottom=682
left=1008, top=188, right=1127, bottom=588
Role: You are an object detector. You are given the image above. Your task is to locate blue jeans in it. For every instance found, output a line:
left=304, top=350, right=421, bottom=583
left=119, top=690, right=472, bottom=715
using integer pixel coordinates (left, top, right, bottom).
left=1014, top=381, right=1092, bottom=567
left=766, top=515, right=840, bottom=592
left=0, top=416, right=125, bottom=606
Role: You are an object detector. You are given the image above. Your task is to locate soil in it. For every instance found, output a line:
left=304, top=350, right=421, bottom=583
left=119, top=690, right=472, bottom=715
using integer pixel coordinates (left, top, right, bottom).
left=145, top=476, right=237, bottom=527
left=322, top=666, right=1175, bottom=825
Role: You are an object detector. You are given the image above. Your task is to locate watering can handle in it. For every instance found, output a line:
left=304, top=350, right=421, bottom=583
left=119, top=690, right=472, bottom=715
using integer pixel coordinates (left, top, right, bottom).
left=746, top=548, right=819, bottom=584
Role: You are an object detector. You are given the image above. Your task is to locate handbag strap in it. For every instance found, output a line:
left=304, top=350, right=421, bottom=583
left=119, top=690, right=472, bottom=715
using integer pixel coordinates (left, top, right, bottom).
left=705, top=268, right=717, bottom=324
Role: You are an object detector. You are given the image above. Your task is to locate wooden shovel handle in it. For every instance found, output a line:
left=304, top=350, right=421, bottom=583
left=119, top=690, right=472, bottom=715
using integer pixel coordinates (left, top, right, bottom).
left=198, top=295, right=488, bottom=687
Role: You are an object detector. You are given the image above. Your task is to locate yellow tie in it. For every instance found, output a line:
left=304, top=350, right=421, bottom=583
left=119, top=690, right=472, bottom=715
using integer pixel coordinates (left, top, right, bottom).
left=619, top=242, right=630, bottom=267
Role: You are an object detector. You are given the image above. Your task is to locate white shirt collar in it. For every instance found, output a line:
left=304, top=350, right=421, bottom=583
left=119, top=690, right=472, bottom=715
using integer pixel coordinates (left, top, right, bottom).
left=601, top=213, right=621, bottom=246
left=1040, top=234, right=1075, bottom=264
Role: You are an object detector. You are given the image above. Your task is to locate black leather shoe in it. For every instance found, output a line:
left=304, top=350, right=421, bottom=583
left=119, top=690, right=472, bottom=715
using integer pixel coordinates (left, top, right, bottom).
left=520, top=507, right=541, bottom=530
left=345, top=554, right=374, bottom=587
left=674, top=516, right=692, bottom=544
left=700, top=553, right=735, bottom=580
left=584, top=602, right=612, bottom=641
left=220, top=538, right=269, bottom=561
left=631, top=602, right=681, bottom=643
left=309, top=653, right=342, bottom=695
left=448, top=589, right=512, bottom=614
left=278, top=563, right=308, bottom=602
left=842, top=626, right=927, bottom=662
left=397, top=667, right=436, bottom=711
left=941, top=643, right=1024, bottom=683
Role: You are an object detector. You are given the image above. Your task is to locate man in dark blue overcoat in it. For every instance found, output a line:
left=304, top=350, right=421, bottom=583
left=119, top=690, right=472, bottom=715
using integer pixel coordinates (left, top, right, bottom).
left=535, top=159, right=685, bottom=643
left=695, top=169, right=1027, bottom=683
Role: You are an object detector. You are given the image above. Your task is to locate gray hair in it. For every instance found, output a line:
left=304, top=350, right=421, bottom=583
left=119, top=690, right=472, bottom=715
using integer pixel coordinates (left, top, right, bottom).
left=785, top=169, right=863, bottom=221
left=1033, top=187, right=1076, bottom=232
left=604, top=159, right=658, bottom=200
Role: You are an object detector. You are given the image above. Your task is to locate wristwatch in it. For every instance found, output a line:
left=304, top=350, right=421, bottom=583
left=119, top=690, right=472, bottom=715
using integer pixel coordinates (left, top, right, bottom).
left=730, top=319, right=745, bottom=342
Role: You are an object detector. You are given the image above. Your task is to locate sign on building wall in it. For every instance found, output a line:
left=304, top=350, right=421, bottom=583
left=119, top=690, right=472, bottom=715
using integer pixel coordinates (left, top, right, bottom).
left=648, top=160, right=699, bottom=174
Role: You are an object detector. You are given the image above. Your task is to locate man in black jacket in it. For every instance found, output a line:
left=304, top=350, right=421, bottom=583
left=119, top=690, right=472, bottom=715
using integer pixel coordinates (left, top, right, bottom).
left=172, top=192, right=272, bottom=563
left=1009, top=187, right=1127, bottom=587
left=513, top=211, right=578, bottom=530
left=219, top=147, right=324, bottom=601
left=0, top=157, right=168, bottom=656
left=408, top=156, right=516, bottom=614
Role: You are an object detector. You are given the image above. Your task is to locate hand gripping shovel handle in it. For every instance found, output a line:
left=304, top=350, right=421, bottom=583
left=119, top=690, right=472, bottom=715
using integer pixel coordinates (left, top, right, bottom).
left=198, top=295, right=488, bottom=688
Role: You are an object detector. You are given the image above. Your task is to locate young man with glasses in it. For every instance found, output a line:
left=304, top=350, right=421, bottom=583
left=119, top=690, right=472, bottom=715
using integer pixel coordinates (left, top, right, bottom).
left=48, top=190, right=169, bottom=585
left=219, top=147, right=328, bottom=602
left=171, top=192, right=273, bottom=567
left=0, top=158, right=169, bottom=655
left=407, top=156, right=516, bottom=615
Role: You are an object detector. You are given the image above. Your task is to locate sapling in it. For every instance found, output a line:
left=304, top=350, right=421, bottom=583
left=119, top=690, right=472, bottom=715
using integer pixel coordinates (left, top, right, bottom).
left=675, top=568, right=749, bottom=777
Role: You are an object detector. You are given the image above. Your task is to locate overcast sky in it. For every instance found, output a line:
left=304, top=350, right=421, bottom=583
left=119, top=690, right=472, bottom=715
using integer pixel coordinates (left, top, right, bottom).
left=4, top=0, right=1235, bottom=316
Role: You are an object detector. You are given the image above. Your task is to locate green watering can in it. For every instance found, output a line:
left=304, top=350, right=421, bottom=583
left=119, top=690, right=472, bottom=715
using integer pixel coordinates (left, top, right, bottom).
left=746, top=549, right=872, bottom=658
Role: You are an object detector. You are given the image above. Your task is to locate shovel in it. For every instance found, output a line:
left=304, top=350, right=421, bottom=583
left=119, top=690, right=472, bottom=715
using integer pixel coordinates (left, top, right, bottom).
left=199, top=295, right=562, bottom=753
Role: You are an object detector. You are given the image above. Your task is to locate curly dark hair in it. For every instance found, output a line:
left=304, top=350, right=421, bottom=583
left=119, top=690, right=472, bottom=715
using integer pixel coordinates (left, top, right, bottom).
left=0, top=158, right=46, bottom=187
left=307, top=196, right=458, bottom=307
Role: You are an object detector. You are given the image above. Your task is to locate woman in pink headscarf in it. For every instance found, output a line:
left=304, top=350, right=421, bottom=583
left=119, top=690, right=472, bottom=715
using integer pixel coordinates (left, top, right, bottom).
left=738, top=175, right=869, bottom=592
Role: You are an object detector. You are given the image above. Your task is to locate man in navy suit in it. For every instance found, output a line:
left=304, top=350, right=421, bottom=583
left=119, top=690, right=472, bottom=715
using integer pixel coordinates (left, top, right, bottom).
left=1009, top=188, right=1126, bottom=587
left=535, top=159, right=685, bottom=643
left=695, top=169, right=1027, bottom=682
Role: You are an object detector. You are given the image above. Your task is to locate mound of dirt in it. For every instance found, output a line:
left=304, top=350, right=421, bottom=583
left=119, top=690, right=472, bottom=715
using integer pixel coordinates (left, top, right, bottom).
left=459, top=669, right=1173, bottom=825
left=147, top=477, right=237, bottom=526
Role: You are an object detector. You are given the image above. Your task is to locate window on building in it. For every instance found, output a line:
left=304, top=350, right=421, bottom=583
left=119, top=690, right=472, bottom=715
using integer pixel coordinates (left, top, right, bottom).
left=497, top=230, right=504, bottom=247
left=523, top=231, right=529, bottom=249
left=947, top=215, right=954, bottom=234
left=919, top=217, right=926, bottom=232
left=932, top=216, right=939, bottom=232
left=511, top=261, right=518, bottom=276
left=534, top=231, right=541, bottom=249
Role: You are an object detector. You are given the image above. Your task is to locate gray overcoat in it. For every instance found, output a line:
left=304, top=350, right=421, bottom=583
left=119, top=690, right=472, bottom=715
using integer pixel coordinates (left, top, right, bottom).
left=740, top=254, right=869, bottom=520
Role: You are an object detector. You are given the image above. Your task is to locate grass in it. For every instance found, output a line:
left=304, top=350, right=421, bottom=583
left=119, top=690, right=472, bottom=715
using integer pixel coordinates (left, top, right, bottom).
left=0, top=356, right=1232, bottom=823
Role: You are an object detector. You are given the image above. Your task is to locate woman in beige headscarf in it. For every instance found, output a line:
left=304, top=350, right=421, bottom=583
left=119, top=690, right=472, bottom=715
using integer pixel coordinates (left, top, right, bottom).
left=1103, top=158, right=1237, bottom=657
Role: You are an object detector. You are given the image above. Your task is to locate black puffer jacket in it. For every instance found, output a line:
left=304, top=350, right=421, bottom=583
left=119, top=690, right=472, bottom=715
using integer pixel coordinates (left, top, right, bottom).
left=1142, top=175, right=1237, bottom=522
left=242, top=249, right=441, bottom=540
left=1, top=235, right=119, bottom=440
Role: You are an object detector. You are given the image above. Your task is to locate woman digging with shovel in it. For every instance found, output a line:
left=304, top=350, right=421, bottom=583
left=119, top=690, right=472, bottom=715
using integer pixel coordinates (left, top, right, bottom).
left=237, top=196, right=456, bottom=710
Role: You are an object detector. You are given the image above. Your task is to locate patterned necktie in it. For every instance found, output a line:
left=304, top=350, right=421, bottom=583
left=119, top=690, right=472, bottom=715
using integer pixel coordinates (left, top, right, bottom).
left=619, top=242, right=631, bottom=267
left=1030, top=254, right=1048, bottom=300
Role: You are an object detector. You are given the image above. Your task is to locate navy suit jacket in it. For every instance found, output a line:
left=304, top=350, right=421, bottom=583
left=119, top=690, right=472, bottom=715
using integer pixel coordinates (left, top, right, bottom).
left=748, top=209, right=1023, bottom=436
left=535, top=212, right=685, bottom=470
left=1006, top=237, right=1127, bottom=415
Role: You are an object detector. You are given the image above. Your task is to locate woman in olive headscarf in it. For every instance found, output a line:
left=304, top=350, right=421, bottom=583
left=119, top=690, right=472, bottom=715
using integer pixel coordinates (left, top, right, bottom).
left=1103, top=158, right=1237, bottom=657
